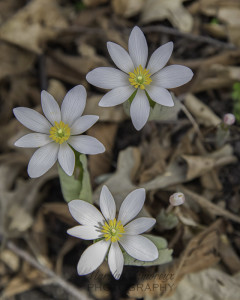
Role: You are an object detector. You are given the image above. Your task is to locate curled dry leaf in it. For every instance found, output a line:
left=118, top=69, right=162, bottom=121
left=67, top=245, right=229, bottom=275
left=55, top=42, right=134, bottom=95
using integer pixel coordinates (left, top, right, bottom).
left=0, top=0, right=68, bottom=54
left=140, top=0, right=193, bottom=33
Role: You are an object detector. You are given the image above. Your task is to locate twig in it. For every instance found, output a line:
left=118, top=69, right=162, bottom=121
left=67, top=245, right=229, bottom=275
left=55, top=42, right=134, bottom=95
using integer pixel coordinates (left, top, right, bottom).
left=180, top=102, right=204, bottom=140
left=61, top=25, right=236, bottom=50
left=6, top=241, right=93, bottom=300
left=142, top=25, right=236, bottom=50
left=176, top=186, right=240, bottom=224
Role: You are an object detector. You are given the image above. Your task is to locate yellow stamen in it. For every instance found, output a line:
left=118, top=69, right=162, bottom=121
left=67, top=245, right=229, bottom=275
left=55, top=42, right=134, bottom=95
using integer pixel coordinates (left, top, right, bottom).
left=128, top=65, right=152, bottom=89
left=101, top=218, right=125, bottom=243
left=49, top=121, right=71, bottom=144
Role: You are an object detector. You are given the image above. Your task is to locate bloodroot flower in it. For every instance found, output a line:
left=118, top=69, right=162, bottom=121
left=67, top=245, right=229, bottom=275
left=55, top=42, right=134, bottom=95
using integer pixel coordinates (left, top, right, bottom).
left=67, top=186, right=158, bottom=280
left=86, top=26, right=193, bottom=130
left=169, top=192, right=185, bottom=206
left=223, top=113, right=235, bottom=126
left=13, top=85, right=105, bottom=178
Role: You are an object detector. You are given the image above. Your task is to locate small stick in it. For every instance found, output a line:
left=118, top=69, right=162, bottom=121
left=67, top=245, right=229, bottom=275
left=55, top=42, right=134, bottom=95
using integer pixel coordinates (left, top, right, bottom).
left=6, top=241, right=93, bottom=300
left=180, top=102, right=204, bottom=140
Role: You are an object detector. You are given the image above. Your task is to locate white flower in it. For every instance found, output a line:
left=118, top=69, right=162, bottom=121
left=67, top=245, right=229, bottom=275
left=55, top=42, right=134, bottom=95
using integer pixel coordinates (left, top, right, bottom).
left=86, top=26, right=193, bottom=130
left=223, top=113, right=235, bottom=126
left=13, top=85, right=105, bottom=178
left=67, top=186, right=158, bottom=280
left=169, top=192, right=185, bottom=206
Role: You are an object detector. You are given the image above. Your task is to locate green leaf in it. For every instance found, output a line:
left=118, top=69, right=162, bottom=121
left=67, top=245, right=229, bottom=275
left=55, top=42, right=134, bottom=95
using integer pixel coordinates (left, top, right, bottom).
left=123, top=90, right=137, bottom=116
left=210, top=18, right=219, bottom=24
left=149, top=95, right=181, bottom=121
left=58, top=153, right=92, bottom=203
left=123, top=234, right=173, bottom=266
left=156, top=209, right=179, bottom=230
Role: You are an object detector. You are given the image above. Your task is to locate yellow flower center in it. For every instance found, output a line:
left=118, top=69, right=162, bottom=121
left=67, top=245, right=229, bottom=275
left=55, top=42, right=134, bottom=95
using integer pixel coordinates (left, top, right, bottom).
left=49, top=121, right=71, bottom=144
left=101, top=218, right=125, bottom=243
left=129, top=65, right=152, bottom=90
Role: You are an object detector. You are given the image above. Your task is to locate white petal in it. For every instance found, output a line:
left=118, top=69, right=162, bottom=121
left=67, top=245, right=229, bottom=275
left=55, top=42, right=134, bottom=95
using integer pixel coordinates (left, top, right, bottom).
left=119, top=235, right=158, bottom=261
left=108, top=242, right=124, bottom=280
left=130, top=90, right=150, bottom=130
left=14, top=133, right=52, bottom=148
left=68, top=200, right=105, bottom=226
left=152, top=65, right=193, bottom=89
left=86, top=67, right=129, bottom=89
left=61, top=85, right=86, bottom=126
left=58, top=143, right=75, bottom=176
left=77, top=240, right=110, bottom=275
left=71, top=115, right=99, bottom=135
left=68, top=135, right=105, bottom=155
left=117, top=188, right=145, bottom=226
left=128, top=26, right=148, bottom=68
left=100, top=185, right=116, bottom=221
left=107, top=42, right=134, bottom=73
left=99, top=86, right=135, bottom=107
left=147, top=42, right=173, bottom=75
left=124, top=218, right=156, bottom=235
left=67, top=225, right=101, bottom=240
left=41, top=90, right=61, bottom=125
left=147, top=86, right=174, bottom=107
left=27, top=142, right=59, bottom=178
left=13, top=107, right=51, bottom=134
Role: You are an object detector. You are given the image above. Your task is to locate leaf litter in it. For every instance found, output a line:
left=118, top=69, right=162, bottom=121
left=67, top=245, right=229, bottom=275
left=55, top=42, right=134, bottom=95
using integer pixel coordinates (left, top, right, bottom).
left=0, top=0, right=240, bottom=299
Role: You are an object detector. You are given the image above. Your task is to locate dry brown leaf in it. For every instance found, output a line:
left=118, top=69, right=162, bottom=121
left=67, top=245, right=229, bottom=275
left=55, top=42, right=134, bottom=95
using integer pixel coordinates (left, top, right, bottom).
left=2, top=262, right=46, bottom=298
left=0, top=158, right=57, bottom=238
left=203, top=23, right=228, bottom=39
left=181, top=155, right=215, bottom=181
left=0, top=0, right=68, bottom=54
left=0, top=250, right=19, bottom=272
left=0, top=0, right=25, bottom=25
left=0, top=42, right=36, bottom=80
left=179, top=186, right=240, bottom=224
left=42, top=203, right=76, bottom=226
left=128, top=219, right=223, bottom=299
left=87, top=122, right=118, bottom=185
left=92, top=147, right=152, bottom=218
left=85, top=94, right=127, bottom=122
left=184, top=94, right=221, bottom=127
left=140, top=0, right=193, bottom=33
left=56, top=238, right=80, bottom=275
left=190, top=0, right=238, bottom=16
left=47, top=79, right=67, bottom=105
left=192, top=64, right=240, bottom=92
left=112, top=0, right=145, bottom=18
left=137, top=134, right=170, bottom=184
left=219, top=234, right=240, bottom=274
left=141, top=147, right=236, bottom=192
left=28, top=210, right=52, bottom=269
left=163, top=268, right=240, bottom=300
left=83, top=0, right=109, bottom=7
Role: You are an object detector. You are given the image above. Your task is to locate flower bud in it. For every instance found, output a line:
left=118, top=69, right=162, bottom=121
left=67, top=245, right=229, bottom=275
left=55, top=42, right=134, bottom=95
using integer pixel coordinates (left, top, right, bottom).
left=169, top=192, right=185, bottom=206
left=223, top=113, right=235, bottom=126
